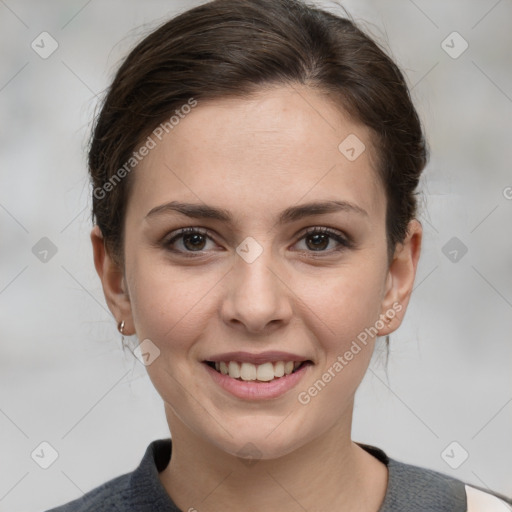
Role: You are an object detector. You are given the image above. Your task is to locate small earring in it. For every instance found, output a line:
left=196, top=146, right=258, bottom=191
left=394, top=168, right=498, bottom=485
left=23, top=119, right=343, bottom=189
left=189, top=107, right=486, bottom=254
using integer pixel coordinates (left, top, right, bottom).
left=117, top=320, right=127, bottom=349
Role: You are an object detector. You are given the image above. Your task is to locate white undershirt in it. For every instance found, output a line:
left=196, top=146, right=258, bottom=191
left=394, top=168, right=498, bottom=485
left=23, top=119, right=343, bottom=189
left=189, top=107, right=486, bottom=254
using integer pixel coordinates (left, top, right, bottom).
left=465, top=485, right=512, bottom=512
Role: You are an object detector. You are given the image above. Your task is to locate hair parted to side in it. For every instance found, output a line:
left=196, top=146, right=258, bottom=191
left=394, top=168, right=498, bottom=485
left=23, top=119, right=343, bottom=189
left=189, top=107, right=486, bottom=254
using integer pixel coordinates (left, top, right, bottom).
left=89, top=0, right=427, bottom=269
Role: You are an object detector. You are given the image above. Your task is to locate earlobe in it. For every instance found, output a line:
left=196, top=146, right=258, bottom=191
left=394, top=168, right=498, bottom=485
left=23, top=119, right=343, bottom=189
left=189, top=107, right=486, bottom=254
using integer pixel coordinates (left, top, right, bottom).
left=90, top=225, right=135, bottom=335
left=377, top=219, right=422, bottom=336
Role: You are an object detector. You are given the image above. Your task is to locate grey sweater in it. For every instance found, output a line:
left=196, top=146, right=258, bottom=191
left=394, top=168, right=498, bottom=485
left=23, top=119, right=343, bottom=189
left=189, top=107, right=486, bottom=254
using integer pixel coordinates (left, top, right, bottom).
left=45, top=439, right=512, bottom=511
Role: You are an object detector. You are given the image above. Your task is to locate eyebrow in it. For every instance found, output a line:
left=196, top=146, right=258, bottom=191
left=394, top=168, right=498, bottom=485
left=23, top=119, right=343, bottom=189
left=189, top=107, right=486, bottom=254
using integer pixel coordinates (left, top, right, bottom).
left=145, top=199, right=368, bottom=225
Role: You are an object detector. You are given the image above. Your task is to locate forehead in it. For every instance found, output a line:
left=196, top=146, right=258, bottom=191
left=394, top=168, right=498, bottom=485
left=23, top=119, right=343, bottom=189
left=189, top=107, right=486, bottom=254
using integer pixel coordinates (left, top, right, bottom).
left=127, top=85, right=385, bottom=223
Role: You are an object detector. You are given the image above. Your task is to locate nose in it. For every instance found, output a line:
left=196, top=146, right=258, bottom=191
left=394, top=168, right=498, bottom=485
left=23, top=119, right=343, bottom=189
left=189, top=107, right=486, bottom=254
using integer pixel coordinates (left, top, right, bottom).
left=220, top=247, right=293, bottom=335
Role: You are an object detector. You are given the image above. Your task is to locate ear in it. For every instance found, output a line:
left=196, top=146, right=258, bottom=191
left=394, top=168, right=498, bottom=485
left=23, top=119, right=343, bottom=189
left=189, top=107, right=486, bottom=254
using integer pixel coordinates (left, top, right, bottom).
left=90, top=225, right=135, bottom=335
left=377, top=219, right=422, bottom=336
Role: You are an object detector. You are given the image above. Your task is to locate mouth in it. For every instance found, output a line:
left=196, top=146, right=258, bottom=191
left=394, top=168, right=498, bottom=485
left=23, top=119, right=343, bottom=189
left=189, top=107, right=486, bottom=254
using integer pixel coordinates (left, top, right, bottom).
left=203, top=360, right=313, bottom=383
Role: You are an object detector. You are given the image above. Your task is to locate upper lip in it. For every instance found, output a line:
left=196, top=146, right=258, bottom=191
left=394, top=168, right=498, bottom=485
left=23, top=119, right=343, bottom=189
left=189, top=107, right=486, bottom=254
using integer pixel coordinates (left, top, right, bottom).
left=204, top=351, right=311, bottom=365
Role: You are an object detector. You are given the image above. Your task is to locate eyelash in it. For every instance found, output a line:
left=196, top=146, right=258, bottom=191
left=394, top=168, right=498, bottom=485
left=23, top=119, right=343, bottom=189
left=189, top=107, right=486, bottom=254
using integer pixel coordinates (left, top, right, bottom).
left=162, top=226, right=353, bottom=258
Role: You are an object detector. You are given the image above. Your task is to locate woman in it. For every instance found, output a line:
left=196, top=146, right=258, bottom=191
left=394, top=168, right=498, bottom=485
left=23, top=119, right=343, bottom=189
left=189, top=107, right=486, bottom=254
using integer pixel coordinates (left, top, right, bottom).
left=47, top=0, right=512, bottom=510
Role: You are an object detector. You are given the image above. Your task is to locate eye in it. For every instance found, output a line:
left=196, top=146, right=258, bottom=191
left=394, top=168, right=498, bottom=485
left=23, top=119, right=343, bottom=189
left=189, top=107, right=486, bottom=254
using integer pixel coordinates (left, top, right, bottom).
left=162, top=226, right=352, bottom=258
left=163, top=227, right=218, bottom=256
left=294, top=227, right=352, bottom=254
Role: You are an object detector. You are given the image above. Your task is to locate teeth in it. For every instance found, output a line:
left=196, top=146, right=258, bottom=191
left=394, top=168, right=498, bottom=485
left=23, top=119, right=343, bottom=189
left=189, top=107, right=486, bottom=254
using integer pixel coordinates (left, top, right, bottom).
left=228, top=361, right=240, bottom=378
left=219, top=361, right=229, bottom=375
left=240, top=362, right=257, bottom=381
left=256, top=362, right=275, bottom=382
left=211, top=360, right=306, bottom=381
left=274, top=361, right=285, bottom=377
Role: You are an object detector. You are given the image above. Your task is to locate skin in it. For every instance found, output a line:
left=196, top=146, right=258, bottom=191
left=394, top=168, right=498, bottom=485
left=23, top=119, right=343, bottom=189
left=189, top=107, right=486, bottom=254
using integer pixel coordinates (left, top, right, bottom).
left=91, top=84, right=422, bottom=512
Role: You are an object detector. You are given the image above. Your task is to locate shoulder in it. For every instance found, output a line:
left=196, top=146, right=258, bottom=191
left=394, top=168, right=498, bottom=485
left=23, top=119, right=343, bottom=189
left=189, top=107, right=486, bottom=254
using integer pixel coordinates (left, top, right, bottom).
left=357, top=443, right=512, bottom=512
left=384, top=453, right=512, bottom=511
left=44, top=439, right=176, bottom=512
left=44, top=473, right=132, bottom=512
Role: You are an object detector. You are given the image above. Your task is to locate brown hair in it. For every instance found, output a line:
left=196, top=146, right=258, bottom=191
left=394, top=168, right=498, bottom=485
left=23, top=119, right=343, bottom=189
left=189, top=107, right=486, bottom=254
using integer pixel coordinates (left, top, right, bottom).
left=89, top=0, right=427, bottom=268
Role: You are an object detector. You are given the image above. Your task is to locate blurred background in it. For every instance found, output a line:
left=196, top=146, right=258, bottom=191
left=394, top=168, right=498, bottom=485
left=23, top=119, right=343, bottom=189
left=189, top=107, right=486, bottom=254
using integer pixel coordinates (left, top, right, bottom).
left=1, top=1, right=511, bottom=510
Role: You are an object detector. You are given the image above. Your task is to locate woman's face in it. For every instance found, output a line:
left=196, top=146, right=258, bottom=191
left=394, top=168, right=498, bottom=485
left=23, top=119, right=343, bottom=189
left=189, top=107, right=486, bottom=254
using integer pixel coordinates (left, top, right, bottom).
left=94, top=85, right=421, bottom=459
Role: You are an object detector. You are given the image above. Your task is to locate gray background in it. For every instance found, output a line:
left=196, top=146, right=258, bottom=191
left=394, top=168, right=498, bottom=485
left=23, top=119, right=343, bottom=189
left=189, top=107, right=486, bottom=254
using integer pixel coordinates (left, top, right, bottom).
left=1, top=1, right=511, bottom=510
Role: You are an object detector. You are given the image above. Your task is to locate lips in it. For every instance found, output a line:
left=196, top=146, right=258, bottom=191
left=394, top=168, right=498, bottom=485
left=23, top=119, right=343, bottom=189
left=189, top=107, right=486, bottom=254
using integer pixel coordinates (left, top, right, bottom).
left=203, top=358, right=312, bottom=400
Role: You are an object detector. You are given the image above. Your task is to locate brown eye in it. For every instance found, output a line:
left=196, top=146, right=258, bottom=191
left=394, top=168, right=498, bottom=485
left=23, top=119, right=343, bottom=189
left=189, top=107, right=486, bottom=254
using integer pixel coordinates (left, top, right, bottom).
left=305, top=233, right=330, bottom=251
left=295, top=227, right=352, bottom=254
left=163, top=227, right=216, bottom=256
left=182, top=232, right=207, bottom=251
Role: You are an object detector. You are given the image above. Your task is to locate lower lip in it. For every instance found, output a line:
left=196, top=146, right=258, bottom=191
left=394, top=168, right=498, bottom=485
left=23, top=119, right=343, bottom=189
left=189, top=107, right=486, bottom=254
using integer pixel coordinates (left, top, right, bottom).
left=203, top=362, right=311, bottom=400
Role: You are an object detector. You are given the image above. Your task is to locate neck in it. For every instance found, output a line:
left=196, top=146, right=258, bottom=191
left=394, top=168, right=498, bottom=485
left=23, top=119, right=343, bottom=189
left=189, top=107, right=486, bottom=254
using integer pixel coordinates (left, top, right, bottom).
left=158, top=407, right=388, bottom=512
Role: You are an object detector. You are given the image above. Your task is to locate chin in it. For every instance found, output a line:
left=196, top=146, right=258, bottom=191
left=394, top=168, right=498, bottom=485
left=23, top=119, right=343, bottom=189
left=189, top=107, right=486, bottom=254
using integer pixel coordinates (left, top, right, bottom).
left=220, top=436, right=304, bottom=462
left=204, top=416, right=314, bottom=462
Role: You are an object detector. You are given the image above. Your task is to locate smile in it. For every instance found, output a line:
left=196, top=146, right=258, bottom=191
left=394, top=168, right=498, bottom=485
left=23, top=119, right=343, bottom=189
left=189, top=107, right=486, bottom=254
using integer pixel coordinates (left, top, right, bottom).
left=205, top=360, right=310, bottom=382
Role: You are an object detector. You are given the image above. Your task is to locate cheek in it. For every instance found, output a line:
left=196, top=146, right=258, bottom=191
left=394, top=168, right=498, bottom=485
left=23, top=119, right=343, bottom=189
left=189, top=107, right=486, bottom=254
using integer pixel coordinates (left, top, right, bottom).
left=127, top=258, right=219, bottom=352
left=309, top=263, right=385, bottom=349
left=292, top=268, right=385, bottom=418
